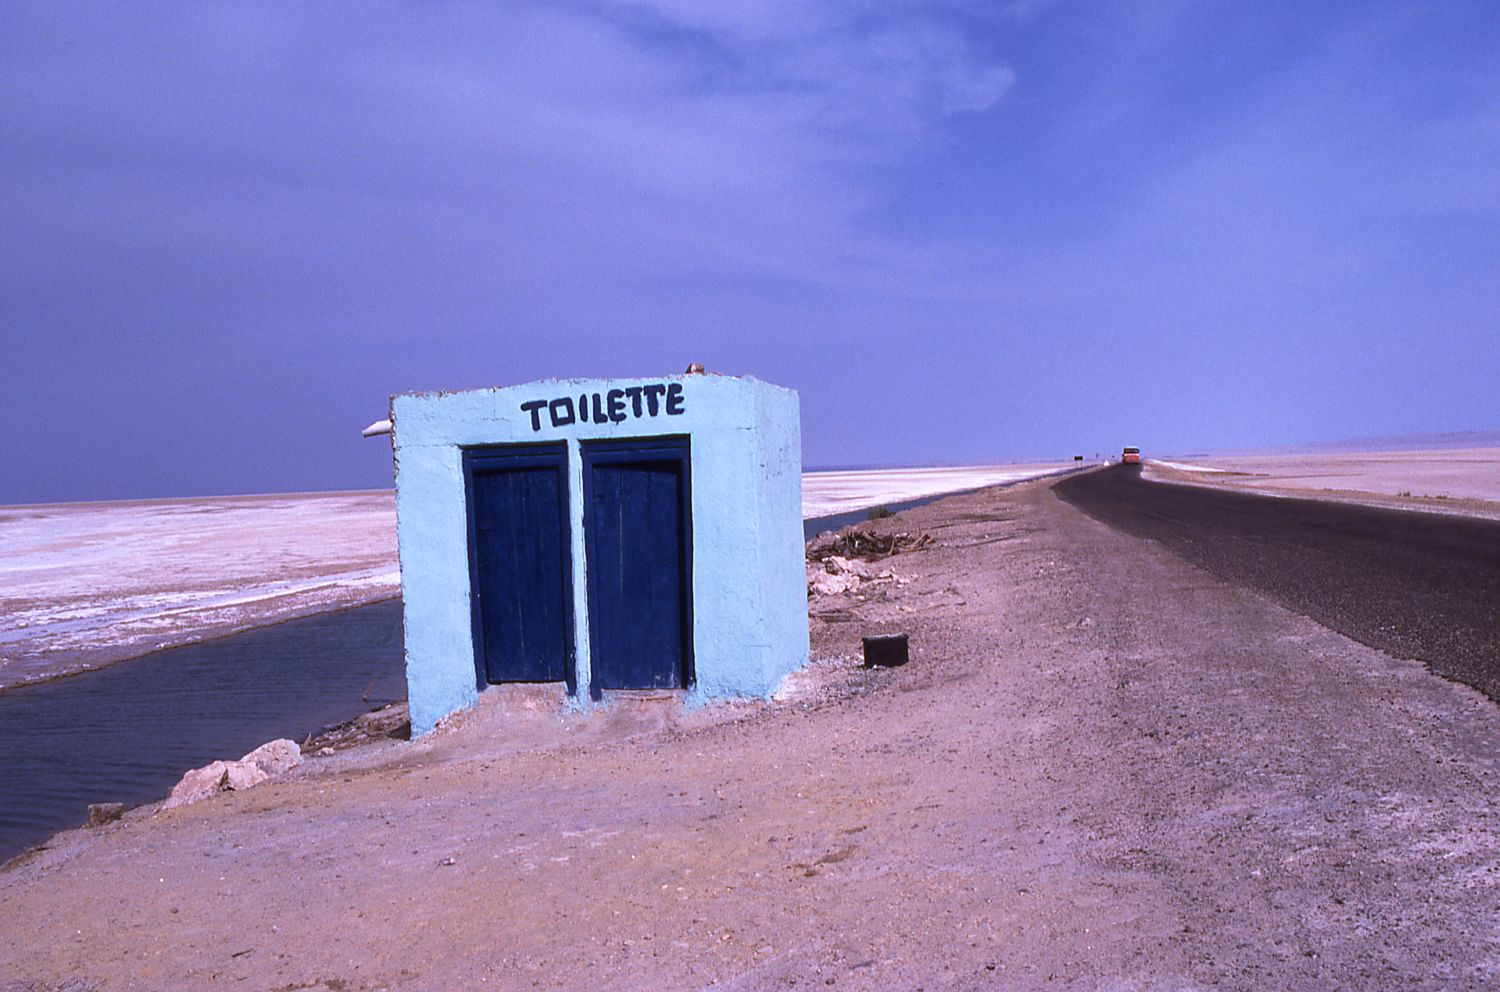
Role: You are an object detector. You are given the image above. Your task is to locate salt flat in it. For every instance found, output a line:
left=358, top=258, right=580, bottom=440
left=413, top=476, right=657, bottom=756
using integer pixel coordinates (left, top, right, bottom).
left=0, top=463, right=1068, bottom=688
left=800, top=461, right=1069, bottom=517
left=0, top=491, right=399, bottom=690
left=1145, top=447, right=1500, bottom=518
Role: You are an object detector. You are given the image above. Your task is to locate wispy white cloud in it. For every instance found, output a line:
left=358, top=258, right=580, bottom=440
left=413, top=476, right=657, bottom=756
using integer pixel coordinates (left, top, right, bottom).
left=0, top=1, right=1020, bottom=304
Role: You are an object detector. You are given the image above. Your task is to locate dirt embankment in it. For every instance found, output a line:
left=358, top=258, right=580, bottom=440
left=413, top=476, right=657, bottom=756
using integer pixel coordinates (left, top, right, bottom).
left=3, top=478, right=1498, bottom=991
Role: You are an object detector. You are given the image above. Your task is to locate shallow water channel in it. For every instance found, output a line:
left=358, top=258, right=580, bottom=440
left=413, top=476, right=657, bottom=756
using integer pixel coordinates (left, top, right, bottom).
left=0, top=600, right=406, bottom=863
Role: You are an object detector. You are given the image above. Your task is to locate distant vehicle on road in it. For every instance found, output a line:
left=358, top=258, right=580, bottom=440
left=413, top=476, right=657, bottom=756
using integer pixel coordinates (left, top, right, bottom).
left=1122, top=446, right=1141, bottom=464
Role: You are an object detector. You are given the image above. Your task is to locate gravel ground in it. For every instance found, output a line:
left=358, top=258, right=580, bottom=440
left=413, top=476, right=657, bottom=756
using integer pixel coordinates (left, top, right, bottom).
left=3, top=477, right=1498, bottom=991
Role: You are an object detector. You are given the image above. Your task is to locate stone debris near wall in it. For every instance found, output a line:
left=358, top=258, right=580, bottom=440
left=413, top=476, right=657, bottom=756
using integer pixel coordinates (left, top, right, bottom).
left=161, top=739, right=303, bottom=810
left=805, top=526, right=929, bottom=598
left=807, top=555, right=908, bottom=597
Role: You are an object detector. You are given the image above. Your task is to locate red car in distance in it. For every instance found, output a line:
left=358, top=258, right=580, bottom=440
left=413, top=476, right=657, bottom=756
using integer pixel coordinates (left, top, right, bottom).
left=1122, top=446, right=1141, bottom=464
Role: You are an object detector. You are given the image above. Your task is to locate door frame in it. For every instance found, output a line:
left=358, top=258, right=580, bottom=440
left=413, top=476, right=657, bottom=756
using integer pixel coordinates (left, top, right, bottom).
left=461, top=442, right=577, bottom=696
left=580, top=436, right=694, bottom=700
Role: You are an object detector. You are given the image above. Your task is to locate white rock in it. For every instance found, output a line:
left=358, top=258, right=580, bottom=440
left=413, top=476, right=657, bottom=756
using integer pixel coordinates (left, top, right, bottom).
left=808, top=565, right=860, bottom=596
left=807, top=554, right=910, bottom=597
left=827, top=555, right=877, bottom=579
left=224, top=761, right=270, bottom=791
left=240, top=738, right=302, bottom=777
left=164, top=761, right=231, bottom=809
left=161, top=739, right=303, bottom=810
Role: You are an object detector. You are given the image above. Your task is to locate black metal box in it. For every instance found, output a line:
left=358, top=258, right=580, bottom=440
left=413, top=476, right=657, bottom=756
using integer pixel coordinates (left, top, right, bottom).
left=862, top=634, right=909, bottom=668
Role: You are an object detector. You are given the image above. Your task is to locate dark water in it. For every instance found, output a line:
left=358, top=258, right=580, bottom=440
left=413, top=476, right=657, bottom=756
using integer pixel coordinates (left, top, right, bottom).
left=0, top=600, right=406, bottom=863
left=803, top=496, right=952, bottom=539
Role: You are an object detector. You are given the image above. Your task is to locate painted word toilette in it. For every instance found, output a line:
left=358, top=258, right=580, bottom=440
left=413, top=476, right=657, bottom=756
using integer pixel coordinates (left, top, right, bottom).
left=520, top=382, right=686, bottom=430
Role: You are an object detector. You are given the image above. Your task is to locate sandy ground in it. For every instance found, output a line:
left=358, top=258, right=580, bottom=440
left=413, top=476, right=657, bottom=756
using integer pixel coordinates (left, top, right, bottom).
left=4, top=476, right=1497, bottom=991
left=1146, top=448, right=1500, bottom=520
left=0, top=466, right=1070, bottom=689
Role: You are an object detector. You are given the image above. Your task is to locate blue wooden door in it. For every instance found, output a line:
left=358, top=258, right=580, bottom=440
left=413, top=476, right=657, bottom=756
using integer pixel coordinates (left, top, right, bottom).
left=583, top=438, right=692, bottom=695
left=463, top=445, right=574, bottom=692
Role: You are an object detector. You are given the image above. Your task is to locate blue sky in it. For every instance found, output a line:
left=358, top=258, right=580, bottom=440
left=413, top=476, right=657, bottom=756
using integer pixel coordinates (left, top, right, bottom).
left=3, top=1, right=1497, bottom=502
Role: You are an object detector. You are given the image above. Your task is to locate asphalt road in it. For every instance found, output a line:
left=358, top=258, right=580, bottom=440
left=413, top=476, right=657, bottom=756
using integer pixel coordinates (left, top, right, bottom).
left=1056, top=464, right=1500, bottom=702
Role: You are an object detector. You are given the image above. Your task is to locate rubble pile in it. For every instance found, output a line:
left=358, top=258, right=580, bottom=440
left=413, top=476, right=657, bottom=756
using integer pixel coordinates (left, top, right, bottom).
left=302, top=702, right=411, bottom=754
left=806, top=527, right=934, bottom=563
left=806, top=526, right=931, bottom=597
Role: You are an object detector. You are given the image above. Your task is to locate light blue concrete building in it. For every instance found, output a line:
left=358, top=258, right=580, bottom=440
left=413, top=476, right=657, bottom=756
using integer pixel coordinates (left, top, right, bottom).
left=389, top=373, right=808, bottom=736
